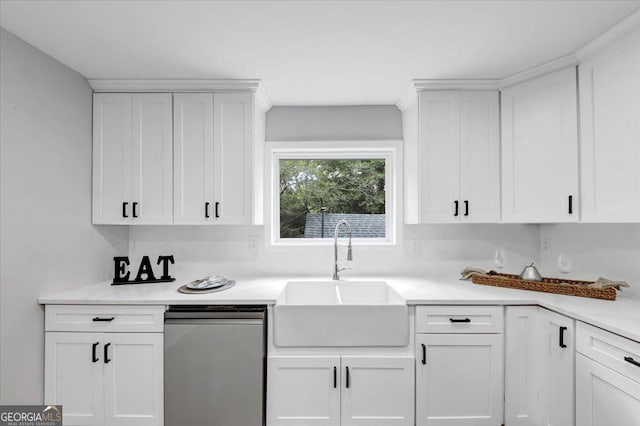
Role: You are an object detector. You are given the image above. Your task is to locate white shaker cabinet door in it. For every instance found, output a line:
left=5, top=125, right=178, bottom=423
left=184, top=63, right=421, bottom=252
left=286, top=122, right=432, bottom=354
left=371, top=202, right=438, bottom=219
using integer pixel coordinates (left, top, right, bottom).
left=173, top=93, right=215, bottom=224
left=459, top=91, right=500, bottom=223
left=268, top=356, right=341, bottom=426
left=579, top=28, right=640, bottom=222
left=418, top=91, right=461, bottom=223
left=213, top=92, right=253, bottom=225
left=44, top=332, right=104, bottom=426
left=130, top=94, right=173, bottom=224
left=341, top=356, right=414, bottom=426
left=505, top=306, right=542, bottom=426
left=501, top=67, right=579, bottom=223
left=576, top=353, right=640, bottom=426
left=416, top=334, right=504, bottom=426
left=93, top=93, right=133, bottom=224
left=540, top=309, right=575, bottom=426
left=103, top=333, right=163, bottom=426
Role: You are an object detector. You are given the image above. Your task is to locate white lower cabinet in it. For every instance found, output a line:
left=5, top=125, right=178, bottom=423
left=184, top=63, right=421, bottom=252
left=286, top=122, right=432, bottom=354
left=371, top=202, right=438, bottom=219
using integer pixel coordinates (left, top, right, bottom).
left=576, top=322, right=640, bottom=426
left=576, top=354, right=640, bottom=426
left=45, top=332, right=163, bottom=426
left=267, top=356, right=413, bottom=426
left=341, top=356, right=414, bottom=426
left=504, top=307, right=575, bottom=426
left=415, top=333, right=504, bottom=426
left=268, top=356, right=341, bottom=426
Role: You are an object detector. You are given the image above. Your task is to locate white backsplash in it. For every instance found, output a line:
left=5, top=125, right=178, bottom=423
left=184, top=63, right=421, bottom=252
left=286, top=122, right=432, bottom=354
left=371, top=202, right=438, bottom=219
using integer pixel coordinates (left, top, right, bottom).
left=128, top=224, right=541, bottom=280
left=539, top=224, right=640, bottom=294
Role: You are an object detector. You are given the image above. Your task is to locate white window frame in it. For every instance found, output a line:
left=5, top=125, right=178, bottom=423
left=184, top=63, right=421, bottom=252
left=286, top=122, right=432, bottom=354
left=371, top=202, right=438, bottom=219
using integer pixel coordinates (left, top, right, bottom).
left=265, top=140, right=402, bottom=246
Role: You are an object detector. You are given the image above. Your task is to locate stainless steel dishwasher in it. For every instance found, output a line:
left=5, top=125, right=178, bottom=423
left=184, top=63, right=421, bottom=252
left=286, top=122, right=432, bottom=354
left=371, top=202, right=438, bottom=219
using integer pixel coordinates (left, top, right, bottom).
left=164, top=305, right=266, bottom=426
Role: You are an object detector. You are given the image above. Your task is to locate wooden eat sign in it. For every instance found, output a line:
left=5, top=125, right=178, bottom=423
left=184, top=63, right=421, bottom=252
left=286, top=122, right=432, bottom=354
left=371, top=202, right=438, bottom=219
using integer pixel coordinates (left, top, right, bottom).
left=112, top=255, right=175, bottom=285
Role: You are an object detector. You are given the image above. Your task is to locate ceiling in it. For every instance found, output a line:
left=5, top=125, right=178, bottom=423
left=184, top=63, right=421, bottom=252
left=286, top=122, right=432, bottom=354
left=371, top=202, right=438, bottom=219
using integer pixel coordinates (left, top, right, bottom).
left=1, top=0, right=639, bottom=105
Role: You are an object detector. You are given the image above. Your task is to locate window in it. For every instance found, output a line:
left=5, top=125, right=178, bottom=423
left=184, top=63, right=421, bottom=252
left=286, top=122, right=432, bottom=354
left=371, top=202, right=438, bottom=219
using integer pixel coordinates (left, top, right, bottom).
left=267, top=142, right=400, bottom=245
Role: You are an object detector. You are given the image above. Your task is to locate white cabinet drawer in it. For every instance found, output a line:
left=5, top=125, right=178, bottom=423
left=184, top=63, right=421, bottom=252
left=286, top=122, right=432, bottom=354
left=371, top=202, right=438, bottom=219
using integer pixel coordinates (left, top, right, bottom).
left=415, top=306, right=503, bottom=334
left=45, top=305, right=165, bottom=333
left=576, top=322, right=640, bottom=383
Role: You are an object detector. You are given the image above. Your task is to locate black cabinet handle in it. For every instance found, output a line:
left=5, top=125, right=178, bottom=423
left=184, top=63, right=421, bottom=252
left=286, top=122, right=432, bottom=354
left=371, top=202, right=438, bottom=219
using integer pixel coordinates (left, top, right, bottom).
left=345, top=366, right=350, bottom=388
left=421, top=343, right=426, bottom=365
left=559, top=326, right=568, bottom=348
left=454, top=200, right=459, bottom=217
left=333, top=366, right=337, bottom=388
left=450, top=318, right=471, bottom=323
left=92, top=342, right=99, bottom=363
left=92, top=316, right=115, bottom=322
left=464, top=200, right=469, bottom=216
left=122, top=202, right=128, bottom=218
left=132, top=202, right=138, bottom=218
left=205, top=202, right=210, bottom=218
left=625, top=356, right=640, bottom=367
left=104, top=343, right=111, bottom=364
left=568, top=195, right=573, bottom=215
left=215, top=202, right=220, bottom=218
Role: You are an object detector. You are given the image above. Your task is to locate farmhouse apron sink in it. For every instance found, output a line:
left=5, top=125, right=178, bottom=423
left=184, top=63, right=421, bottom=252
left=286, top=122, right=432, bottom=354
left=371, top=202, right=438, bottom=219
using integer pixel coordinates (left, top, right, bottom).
left=273, top=280, right=409, bottom=347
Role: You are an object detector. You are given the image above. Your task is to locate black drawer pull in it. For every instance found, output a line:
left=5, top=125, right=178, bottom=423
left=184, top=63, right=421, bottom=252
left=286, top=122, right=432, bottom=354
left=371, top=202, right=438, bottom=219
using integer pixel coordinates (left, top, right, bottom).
left=345, top=366, right=350, bottom=388
left=104, top=343, right=111, bottom=364
left=93, top=316, right=115, bottom=322
left=215, top=202, right=220, bottom=218
left=625, top=356, right=640, bottom=367
left=454, top=200, right=459, bottom=217
left=333, top=366, right=337, bottom=388
left=122, top=202, right=128, bottom=218
left=421, top=343, right=426, bottom=365
left=449, top=318, right=471, bottom=323
left=568, top=195, right=573, bottom=214
left=205, top=202, right=210, bottom=218
left=464, top=200, right=469, bottom=216
left=92, top=342, right=99, bottom=363
left=132, top=202, right=138, bottom=218
left=559, top=326, right=568, bottom=348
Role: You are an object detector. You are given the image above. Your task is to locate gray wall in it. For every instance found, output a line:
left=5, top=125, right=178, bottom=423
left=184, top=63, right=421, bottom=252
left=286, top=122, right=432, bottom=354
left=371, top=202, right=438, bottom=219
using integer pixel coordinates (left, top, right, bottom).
left=0, top=28, right=128, bottom=403
left=266, top=106, right=402, bottom=141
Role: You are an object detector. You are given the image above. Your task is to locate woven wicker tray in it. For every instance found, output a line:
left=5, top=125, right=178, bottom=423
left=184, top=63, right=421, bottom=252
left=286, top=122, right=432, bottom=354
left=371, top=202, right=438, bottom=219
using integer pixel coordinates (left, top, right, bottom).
left=471, top=272, right=616, bottom=301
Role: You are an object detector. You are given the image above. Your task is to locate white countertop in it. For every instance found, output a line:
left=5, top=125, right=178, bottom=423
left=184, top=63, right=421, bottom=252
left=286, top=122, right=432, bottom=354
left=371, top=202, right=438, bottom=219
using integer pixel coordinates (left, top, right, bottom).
left=39, top=272, right=640, bottom=343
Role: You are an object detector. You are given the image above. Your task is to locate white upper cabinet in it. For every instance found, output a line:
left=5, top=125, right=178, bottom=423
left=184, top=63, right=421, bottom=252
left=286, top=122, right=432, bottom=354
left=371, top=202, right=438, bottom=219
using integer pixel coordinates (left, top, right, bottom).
left=173, top=93, right=215, bottom=225
left=213, top=92, right=254, bottom=225
left=501, top=67, right=579, bottom=223
left=412, top=90, right=500, bottom=224
left=418, top=91, right=460, bottom=223
left=95, top=88, right=266, bottom=225
left=458, top=91, right=501, bottom=223
left=93, top=93, right=173, bottom=225
left=173, top=92, right=255, bottom=225
left=579, top=28, right=640, bottom=222
left=131, top=94, right=173, bottom=224
left=93, top=94, right=133, bottom=225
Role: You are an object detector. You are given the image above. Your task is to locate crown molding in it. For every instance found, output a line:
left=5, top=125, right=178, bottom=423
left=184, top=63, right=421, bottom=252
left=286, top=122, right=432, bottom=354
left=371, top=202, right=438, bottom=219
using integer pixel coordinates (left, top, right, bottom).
left=499, top=53, right=578, bottom=89
left=576, top=8, right=640, bottom=60
left=89, top=78, right=265, bottom=93
left=398, top=8, right=639, bottom=104
left=89, top=78, right=272, bottom=110
left=412, top=79, right=501, bottom=91
left=395, top=82, right=419, bottom=111
left=254, top=84, right=273, bottom=112
left=395, top=79, right=501, bottom=109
